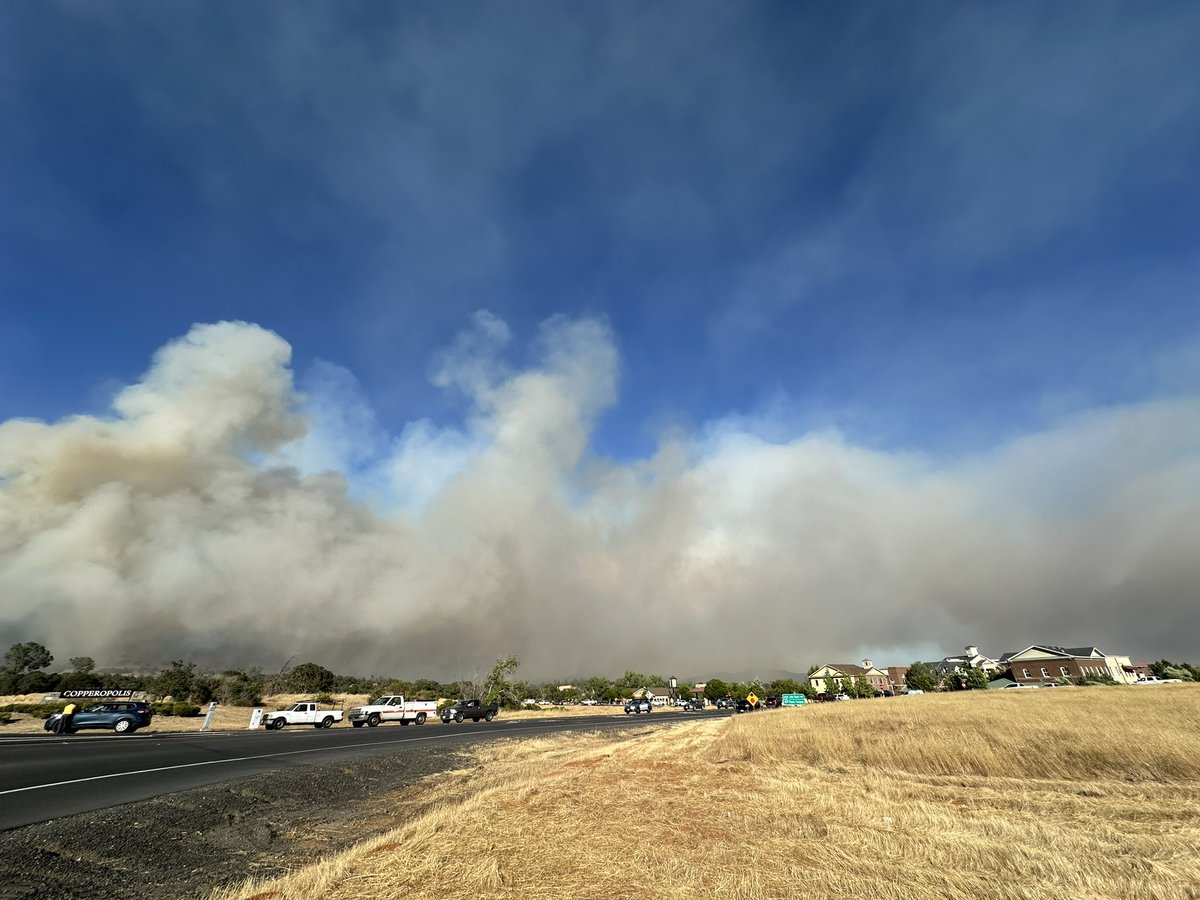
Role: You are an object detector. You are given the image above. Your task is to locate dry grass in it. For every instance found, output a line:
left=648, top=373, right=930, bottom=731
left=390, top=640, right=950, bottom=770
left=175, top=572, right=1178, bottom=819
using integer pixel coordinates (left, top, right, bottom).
left=211, top=686, right=1200, bottom=900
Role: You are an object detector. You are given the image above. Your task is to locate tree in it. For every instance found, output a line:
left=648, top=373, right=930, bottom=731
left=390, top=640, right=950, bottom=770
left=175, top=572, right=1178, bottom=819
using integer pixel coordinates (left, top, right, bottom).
left=3, top=641, right=53, bottom=675
left=218, top=668, right=264, bottom=706
left=905, top=662, right=939, bottom=693
left=768, top=678, right=803, bottom=697
left=582, top=675, right=611, bottom=701
left=69, top=656, right=96, bottom=674
left=1150, top=660, right=1198, bottom=682
left=411, top=678, right=444, bottom=699
left=963, top=668, right=989, bottom=691
left=483, top=655, right=522, bottom=709
left=613, top=670, right=653, bottom=697
left=850, top=675, right=874, bottom=698
left=155, top=660, right=196, bottom=701
left=288, top=662, right=336, bottom=694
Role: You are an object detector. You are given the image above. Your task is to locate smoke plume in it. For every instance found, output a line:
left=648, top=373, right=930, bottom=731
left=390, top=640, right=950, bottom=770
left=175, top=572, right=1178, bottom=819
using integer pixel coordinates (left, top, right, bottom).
left=1, top=317, right=1197, bottom=677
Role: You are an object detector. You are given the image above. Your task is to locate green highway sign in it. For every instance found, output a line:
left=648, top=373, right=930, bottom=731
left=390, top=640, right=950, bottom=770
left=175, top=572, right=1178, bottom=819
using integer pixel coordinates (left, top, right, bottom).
left=781, top=693, right=807, bottom=706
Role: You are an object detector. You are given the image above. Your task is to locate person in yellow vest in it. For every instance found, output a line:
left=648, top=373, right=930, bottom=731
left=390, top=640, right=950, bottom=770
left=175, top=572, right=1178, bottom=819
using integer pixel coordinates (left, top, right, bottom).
left=58, top=701, right=78, bottom=734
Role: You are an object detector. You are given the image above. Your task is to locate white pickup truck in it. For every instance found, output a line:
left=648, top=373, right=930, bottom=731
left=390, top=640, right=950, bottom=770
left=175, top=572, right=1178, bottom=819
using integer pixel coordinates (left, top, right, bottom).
left=264, top=701, right=344, bottom=730
left=348, top=695, right=437, bottom=727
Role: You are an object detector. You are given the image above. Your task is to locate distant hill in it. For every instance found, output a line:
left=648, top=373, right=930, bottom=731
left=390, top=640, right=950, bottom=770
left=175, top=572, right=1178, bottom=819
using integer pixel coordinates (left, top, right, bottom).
left=701, top=667, right=809, bottom=684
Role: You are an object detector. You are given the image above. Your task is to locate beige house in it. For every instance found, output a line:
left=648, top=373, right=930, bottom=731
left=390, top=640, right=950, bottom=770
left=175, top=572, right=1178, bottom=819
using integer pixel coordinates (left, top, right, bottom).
left=633, top=685, right=674, bottom=705
left=808, top=660, right=890, bottom=694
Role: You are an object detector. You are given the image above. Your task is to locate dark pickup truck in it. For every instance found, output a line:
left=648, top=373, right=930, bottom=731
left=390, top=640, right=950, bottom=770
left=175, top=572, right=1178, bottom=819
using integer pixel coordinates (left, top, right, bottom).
left=440, top=699, right=499, bottom=723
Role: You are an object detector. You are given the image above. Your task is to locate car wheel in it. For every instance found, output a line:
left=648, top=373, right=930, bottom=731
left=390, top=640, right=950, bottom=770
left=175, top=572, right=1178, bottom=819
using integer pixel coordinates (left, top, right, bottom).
left=367, top=713, right=381, bottom=727
left=484, top=710, right=494, bottom=722
left=454, top=712, right=463, bottom=723
left=113, top=719, right=133, bottom=734
left=415, top=713, right=427, bottom=725
left=274, top=717, right=287, bottom=730
left=321, top=716, right=334, bottom=729
left=352, top=721, right=364, bottom=728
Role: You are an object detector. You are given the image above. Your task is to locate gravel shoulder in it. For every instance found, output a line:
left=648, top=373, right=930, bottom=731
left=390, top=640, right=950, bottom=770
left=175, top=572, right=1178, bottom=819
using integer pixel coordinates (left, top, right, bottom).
left=0, top=745, right=471, bottom=900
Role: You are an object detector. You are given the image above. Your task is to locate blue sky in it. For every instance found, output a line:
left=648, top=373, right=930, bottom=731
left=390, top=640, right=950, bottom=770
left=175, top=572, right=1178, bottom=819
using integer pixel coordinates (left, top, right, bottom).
left=4, top=2, right=1197, bottom=463
left=2, top=4, right=1200, bottom=674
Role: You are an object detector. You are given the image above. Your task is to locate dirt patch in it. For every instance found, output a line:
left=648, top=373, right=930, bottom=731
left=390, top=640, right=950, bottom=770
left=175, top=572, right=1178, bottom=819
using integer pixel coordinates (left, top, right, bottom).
left=0, top=746, right=470, bottom=900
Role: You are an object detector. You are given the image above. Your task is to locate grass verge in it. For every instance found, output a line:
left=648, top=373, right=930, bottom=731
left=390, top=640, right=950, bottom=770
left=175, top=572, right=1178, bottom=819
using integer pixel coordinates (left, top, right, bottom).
left=211, top=686, right=1200, bottom=900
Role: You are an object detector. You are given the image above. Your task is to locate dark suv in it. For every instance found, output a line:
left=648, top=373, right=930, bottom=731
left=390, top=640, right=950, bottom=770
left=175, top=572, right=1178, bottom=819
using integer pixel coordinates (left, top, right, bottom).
left=45, top=702, right=153, bottom=735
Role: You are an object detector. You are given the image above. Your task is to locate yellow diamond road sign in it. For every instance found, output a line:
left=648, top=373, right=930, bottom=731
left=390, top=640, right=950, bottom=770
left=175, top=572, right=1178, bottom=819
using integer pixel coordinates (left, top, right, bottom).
left=746, top=692, right=759, bottom=706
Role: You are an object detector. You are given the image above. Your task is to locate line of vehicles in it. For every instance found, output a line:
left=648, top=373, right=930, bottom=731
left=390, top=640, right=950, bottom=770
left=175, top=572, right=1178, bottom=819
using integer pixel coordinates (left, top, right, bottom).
left=42, top=690, right=757, bottom=737
left=252, top=696, right=514, bottom=729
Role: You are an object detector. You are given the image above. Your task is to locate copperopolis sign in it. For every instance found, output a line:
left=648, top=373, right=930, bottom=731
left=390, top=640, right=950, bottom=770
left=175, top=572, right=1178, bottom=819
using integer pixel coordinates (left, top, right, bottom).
left=44, top=689, right=144, bottom=700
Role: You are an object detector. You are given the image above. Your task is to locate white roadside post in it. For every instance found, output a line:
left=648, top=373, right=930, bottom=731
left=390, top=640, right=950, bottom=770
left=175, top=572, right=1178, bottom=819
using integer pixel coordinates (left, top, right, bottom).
left=201, top=701, right=219, bottom=731
left=248, top=708, right=264, bottom=730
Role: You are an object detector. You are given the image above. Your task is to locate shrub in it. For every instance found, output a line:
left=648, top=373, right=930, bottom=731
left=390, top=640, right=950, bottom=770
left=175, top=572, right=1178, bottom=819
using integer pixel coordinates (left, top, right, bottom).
left=173, top=702, right=201, bottom=717
left=0, top=703, right=59, bottom=718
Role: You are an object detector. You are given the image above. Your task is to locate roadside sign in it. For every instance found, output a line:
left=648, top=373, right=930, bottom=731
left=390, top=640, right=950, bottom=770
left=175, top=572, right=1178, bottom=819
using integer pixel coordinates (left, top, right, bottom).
left=248, top=708, right=264, bottom=729
left=201, top=701, right=219, bottom=731
left=746, top=692, right=759, bottom=707
left=781, top=693, right=807, bottom=706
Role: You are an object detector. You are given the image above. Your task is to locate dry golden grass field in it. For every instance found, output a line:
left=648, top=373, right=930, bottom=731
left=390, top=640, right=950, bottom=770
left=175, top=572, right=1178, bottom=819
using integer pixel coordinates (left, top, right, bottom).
left=0, top=693, right=628, bottom=734
left=211, top=686, right=1200, bottom=900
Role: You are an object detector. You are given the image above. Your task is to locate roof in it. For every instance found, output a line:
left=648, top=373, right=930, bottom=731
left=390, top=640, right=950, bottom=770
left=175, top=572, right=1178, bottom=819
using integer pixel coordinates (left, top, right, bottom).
left=999, top=645, right=1106, bottom=662
left=813, top=664, right=867, bottom=676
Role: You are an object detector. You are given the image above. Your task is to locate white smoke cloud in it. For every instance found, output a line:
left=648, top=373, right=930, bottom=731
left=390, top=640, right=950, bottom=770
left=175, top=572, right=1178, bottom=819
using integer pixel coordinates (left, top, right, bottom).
left=1, top=316, right=1197, bottom=678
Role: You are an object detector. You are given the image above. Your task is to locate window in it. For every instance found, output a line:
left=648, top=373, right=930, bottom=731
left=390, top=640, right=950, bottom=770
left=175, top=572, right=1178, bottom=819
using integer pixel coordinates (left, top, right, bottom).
left=1061, top=667, right=1070, bottom=677
left=1041, top=668, right=1049, bottom=678
left=1022, top=668, right=1030, bottom=679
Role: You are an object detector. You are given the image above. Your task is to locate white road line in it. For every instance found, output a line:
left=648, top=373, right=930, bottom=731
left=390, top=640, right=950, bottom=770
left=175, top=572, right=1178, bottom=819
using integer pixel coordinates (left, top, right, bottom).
left=0, top=718, right=652, bottom=796
left=0, top=729, right=486, bottom=796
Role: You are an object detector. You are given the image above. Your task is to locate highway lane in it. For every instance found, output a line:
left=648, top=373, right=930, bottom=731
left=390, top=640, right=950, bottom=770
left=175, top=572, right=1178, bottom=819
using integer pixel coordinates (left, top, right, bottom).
left=0, top=710, right=724, bottom=830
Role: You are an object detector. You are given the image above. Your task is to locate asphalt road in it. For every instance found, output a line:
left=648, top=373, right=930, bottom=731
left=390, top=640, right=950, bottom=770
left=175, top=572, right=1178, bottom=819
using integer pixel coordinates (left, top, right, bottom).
left=0, top=710, right=721, bottom=831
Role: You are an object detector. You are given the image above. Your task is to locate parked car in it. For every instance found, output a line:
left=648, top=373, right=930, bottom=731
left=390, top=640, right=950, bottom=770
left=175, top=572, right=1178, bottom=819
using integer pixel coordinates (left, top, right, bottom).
left=263, top=701, right=343, bottom=730
left=441, top=699, right=498, bottom=724
left=44, top=701, right=153, bottom=735
left=624, top=698, right=652, bottom=715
